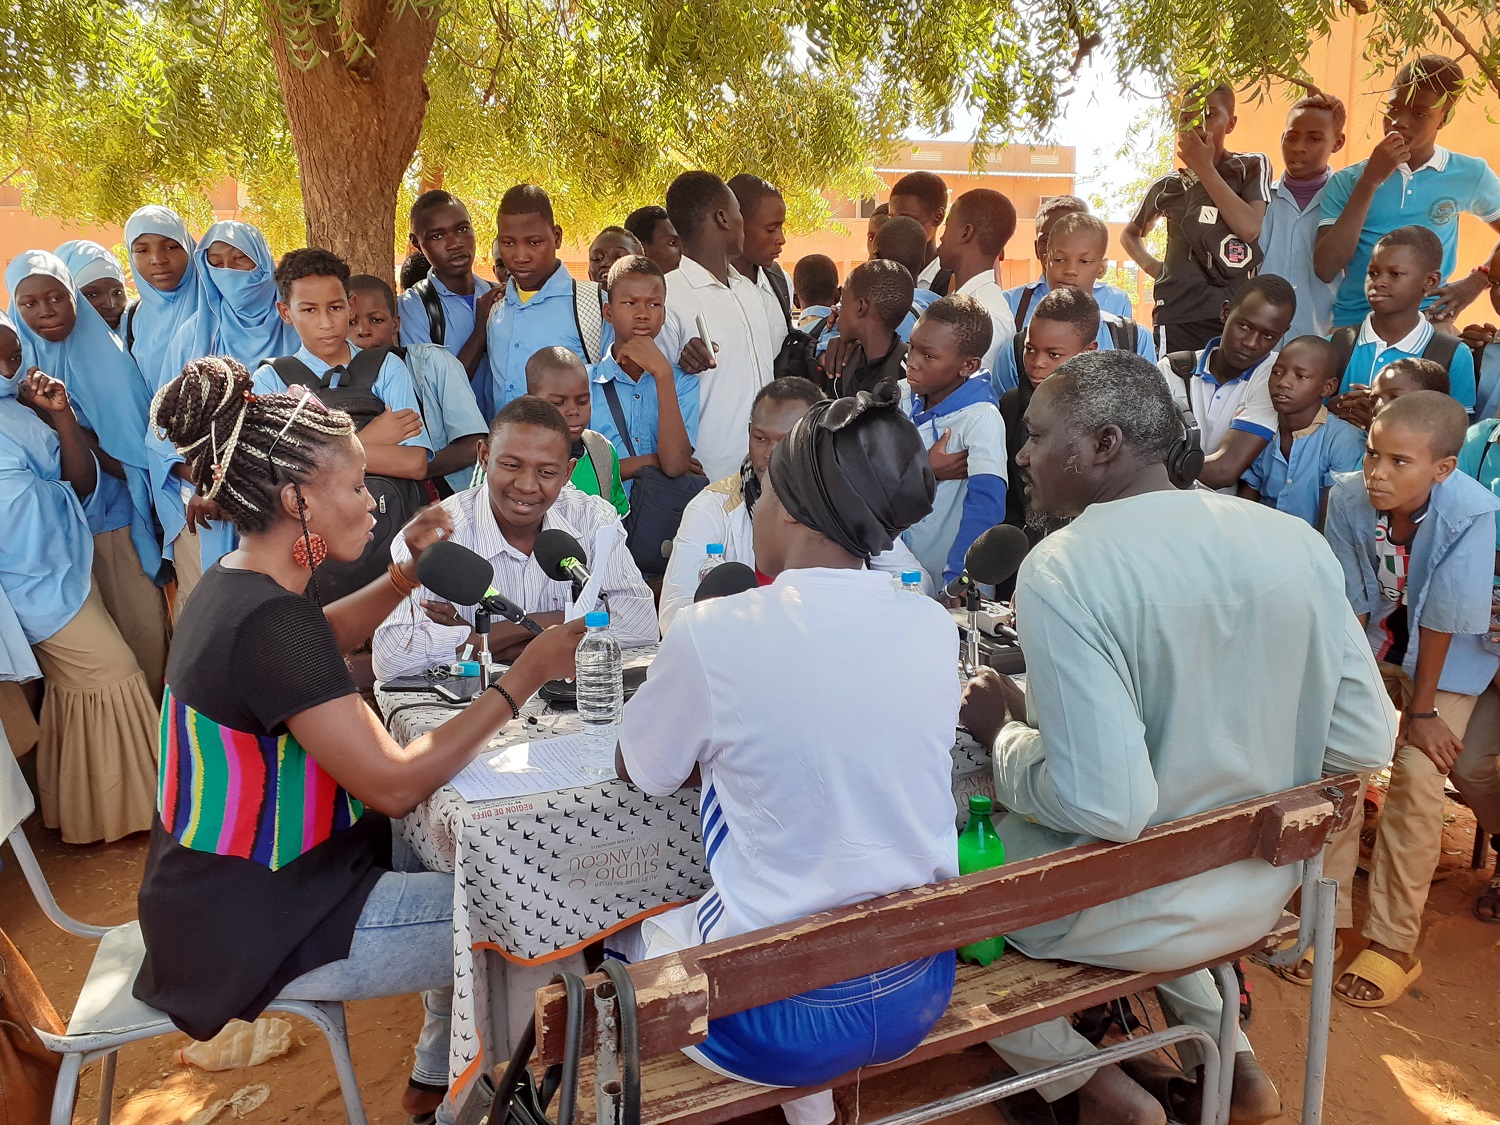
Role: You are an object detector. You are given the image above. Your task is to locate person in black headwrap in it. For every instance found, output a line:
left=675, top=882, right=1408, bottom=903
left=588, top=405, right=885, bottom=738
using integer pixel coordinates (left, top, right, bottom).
left=757, top=382, right=937, bottom=569
left=614, top=385, right=960, bottom=1125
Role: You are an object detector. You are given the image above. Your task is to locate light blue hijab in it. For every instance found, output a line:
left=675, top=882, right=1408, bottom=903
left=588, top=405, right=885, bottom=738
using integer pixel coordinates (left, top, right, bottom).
left=123, top=206, right=213, bottom=391
left=6, top=251, right=165, bottom=582
left=0, top=310, right=100, bottom=653
left=55, top=239, right=126, bottom=289
left=175, top=220, right=298, bottom=370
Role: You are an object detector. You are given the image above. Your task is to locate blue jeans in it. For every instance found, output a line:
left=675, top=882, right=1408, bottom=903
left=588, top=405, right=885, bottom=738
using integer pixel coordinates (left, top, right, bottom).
left=280, top=835, right=454, bottom=1091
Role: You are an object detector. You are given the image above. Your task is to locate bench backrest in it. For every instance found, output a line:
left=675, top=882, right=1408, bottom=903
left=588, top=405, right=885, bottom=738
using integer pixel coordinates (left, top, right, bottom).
left=536, top=775, right=1358, bottom=1063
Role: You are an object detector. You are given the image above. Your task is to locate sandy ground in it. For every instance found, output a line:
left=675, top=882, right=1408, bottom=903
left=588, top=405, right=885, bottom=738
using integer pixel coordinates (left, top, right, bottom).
left=3, top=797, right=1497, bottom=1125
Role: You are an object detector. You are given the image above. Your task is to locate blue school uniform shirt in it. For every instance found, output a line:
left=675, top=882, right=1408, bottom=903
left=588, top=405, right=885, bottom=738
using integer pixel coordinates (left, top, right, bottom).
left=1458, top=419, right=1500, bottom=547
left=1474, top=344, right=1500, bottom=424
left=990, top=310, right=1157, bottom=398
left=1324, top=469, right=1500, bottom=694
left=0, top=366, right=109, bottom=648
left=402, top=343, right=488, bottom=494
left=1261, top=179, right=1339, bottom=342
left=252, top=344, right=435, bottom=454
left=1002, top=278, right=1135, bottom=323
left=1319, top=147, right=1500, bottom=328
left=588, top=351, right=701, bottom=497
left=898, top=375, right=1008, bottom=583
left=484, top=264, right=612, bottom=417
left=1241, top=409, right=1366, bottom=527
left=1335, top=315, right=1477, bottom=413
left=399, top=272, right=494, bottom=415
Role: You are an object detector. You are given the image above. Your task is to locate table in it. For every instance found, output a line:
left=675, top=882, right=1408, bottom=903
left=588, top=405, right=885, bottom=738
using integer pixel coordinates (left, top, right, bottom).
left=378, top=650, right=996, bottom=1109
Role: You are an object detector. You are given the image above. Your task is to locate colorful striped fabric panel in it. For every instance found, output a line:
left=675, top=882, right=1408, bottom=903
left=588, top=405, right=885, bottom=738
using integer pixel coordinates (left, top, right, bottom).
left=157, top=688, right=364, bottom=870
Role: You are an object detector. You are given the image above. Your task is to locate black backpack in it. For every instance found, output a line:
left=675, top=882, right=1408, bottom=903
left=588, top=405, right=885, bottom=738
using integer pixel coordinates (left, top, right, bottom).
left=1329, top=325, right=1461, bottom=388
left=762, top=265, right=826, bottom=382
left=411, top=272, right=607, bottom=363
left=269, top=347, right=428, bottom=604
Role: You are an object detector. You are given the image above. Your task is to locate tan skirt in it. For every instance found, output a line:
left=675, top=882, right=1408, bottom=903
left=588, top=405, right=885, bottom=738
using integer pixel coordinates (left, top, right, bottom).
left=92, top=527, right=170, bottom=702
left=168, top=528, right=204, bottom=626
left=32, top=585, right=159, bottom=844
left=0, top=681, right=40, bottom=757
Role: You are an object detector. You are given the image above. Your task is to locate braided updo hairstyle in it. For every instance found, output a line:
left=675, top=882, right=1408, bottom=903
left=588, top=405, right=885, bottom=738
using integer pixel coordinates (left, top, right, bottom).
left=151, top=356, right=356, bottom=535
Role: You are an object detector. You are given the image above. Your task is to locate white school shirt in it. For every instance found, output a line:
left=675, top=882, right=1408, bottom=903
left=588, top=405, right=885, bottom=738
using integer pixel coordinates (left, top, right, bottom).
left=955, top=272, right=1018, bottom=381
left=748, top=263, right=791, bottom=354
left=371, top=483, right=659, bottom=680
left=917, top=258, right=943, bottom=290
left=657, top=473, right=933, bottom=632
left=1159, top=345, right=1278, bottom=456
left=621, top=567, right=961, bottom=943
left=657, top=258, right=776, bottom=482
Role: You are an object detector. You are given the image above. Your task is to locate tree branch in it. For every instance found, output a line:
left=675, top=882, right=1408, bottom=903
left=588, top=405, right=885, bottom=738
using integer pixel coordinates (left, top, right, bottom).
left=1430, top=7, right=1500, bottom=100
left=1267, top=68, right=1321, bottom=94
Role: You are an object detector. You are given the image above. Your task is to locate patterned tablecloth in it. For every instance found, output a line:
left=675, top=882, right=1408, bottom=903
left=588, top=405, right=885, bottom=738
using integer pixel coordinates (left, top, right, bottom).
left=378, top=649, right=995, bottom=1105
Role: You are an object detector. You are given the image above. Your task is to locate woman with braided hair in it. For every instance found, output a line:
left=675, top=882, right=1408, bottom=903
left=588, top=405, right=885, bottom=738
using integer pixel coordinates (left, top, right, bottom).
left=0, top=312, right=159, bottom=843
left=135, top=356, right=584, bottom=1123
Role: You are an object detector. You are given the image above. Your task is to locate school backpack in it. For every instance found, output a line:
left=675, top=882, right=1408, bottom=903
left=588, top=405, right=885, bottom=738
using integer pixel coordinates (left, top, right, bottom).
left=762, top=264, right=825, bottom=382
left=268, top=346, right=428, bottom=603
left=1329, top=325, right=1461, bottom=386
left=411, top=272, right=606, bottom=364
left=122, top=298, right=141, bottom=352
left=1009, top=284, right=1140, bottom=373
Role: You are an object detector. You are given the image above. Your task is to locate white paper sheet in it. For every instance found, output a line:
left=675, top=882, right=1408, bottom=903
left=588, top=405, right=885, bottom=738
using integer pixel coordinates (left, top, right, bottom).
left=450, top=732, right=612, bottom=802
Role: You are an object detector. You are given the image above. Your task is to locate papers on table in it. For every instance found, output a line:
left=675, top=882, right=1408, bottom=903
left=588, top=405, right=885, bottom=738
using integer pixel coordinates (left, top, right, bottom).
left=450, top=733, right=611, bottom=803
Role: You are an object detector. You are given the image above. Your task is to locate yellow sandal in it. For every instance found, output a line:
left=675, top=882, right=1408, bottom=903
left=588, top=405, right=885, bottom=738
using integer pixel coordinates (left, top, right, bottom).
left=1336, top=948, right=1422, bottom=1009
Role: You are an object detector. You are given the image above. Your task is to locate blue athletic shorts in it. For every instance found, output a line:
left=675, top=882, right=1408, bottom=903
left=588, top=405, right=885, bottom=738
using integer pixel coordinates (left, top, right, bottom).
left=691, top=951, right=956, bottom=1088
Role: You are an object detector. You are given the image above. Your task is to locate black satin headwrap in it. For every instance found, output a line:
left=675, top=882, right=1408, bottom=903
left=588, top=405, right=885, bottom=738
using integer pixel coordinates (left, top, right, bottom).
left=766, top=384, right=936, bottom=559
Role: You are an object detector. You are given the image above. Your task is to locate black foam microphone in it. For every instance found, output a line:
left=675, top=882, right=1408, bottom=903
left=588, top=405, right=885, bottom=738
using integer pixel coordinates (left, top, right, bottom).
left=693, top=561, right=758, bottom=603
left=416, top=539, right=544, bottom=635
left=943, top=524, right=1032, bottom=597
left=534, top=528, right=592, bottom=589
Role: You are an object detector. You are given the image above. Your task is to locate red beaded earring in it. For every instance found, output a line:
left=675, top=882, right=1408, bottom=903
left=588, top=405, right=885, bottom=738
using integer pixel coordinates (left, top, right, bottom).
left=292, top=533, right=328, bottom=570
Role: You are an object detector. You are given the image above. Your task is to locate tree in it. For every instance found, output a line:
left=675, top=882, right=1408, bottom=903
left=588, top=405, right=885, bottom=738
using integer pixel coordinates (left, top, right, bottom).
left=2, top=0, right=1497, bottom=276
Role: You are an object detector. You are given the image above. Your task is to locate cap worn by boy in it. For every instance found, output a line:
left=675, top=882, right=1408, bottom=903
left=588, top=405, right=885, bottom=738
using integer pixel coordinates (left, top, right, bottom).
left=898, top=294, right=1007, bottom=585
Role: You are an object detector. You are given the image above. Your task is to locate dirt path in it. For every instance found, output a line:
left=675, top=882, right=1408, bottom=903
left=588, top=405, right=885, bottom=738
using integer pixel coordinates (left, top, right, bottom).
left=3, top=803, right=1496, bottom=1124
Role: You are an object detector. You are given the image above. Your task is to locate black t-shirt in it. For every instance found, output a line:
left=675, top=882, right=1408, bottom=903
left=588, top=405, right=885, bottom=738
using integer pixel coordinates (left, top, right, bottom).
left=1132, top=153, right=1271, bottom=327
left=134, top=563, right=390, bottom=1040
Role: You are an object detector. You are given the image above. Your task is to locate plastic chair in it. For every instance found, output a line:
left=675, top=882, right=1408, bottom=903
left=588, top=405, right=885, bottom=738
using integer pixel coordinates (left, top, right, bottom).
left=0, top=732, right=369, bottom=1125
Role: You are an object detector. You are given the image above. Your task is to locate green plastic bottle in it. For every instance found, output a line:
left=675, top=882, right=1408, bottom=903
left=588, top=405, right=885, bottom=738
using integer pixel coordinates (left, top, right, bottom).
left=957, top=793, right=1006, bottom=966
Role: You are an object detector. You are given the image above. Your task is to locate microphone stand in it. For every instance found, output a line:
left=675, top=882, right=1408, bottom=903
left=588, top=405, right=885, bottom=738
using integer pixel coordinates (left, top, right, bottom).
left=474, top=607, right=493, bottom=688
left=965, top=586, right=983, bottom=676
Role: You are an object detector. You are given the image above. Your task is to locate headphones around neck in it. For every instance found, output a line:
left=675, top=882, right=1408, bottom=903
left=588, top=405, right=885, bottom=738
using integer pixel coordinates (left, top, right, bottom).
left=1165, top=405, right=1204, bottom=489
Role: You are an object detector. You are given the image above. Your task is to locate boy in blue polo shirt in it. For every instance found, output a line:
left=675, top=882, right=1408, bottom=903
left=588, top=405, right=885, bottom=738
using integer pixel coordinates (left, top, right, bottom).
left=1004, top=199, right=1134, bottom=326
left=1324, top=391, right=1500, bottom=1007
left=1238, top=335, right=1364, bottom=528
left=1327, top=226, right=1477, bottom=417
left=399, top=190, right=499, bottom=412
left=992, top=212, right=1154, bottom=395
left=487, top=184, right=610, bottom=415
left=1315, top=55, right=1500, bottom=329
left=898, top=294, right=1006, bottom=590
left=1261, top=94, right=1347, bottom=342
left=589, top=255, right=700, bottom=497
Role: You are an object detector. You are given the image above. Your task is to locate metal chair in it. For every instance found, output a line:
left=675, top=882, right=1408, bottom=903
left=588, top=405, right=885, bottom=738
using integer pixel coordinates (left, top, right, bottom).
left=0, top=731, right=369, bottom=1125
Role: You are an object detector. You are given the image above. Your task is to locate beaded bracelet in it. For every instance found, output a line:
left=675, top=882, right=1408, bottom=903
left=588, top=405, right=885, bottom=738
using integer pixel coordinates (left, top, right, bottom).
left=487, top=682, right=521, bottom=721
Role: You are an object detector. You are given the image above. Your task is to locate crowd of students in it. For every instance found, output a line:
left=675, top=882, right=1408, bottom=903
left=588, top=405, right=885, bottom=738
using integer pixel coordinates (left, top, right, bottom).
left=3, top=47, right=1500, bottom=1118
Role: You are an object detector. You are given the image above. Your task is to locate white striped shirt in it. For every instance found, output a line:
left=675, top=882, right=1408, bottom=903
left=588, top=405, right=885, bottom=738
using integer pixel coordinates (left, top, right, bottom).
left=372, top=483, right=658, bottom=680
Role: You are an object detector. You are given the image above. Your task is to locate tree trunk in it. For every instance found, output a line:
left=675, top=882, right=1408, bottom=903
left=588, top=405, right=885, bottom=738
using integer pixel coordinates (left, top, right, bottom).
left=261, top=0, right=439, bottom=279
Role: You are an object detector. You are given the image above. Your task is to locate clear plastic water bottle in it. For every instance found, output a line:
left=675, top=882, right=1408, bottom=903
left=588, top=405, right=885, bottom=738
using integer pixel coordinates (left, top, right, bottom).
left=699, top=543, right=726, bottom=582
left=900, top=570, right=924, bottom=594
left=575, top=610, right=623, bottom=777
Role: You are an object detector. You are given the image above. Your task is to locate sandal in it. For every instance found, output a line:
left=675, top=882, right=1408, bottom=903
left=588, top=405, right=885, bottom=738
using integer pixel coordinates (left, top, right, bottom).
left=1233, top=959, right=1252, bottom=1024
left=1266, top=938, right=1344, bottom=986
left=1475, top=876, right=1500, bottom=923
left=1336, top=948, right=1422, bottom=1009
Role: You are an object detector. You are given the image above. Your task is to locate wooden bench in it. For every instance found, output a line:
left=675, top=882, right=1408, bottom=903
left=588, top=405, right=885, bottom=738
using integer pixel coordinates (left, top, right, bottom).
left=533, top=776, right=1358, bottom=1125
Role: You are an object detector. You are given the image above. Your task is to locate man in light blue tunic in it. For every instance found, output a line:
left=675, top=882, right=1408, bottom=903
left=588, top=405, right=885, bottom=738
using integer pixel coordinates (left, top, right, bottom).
left=960, top=351, right=1396, bottom=1125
